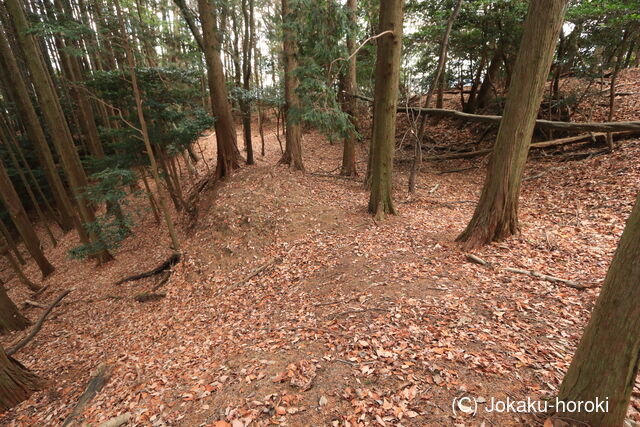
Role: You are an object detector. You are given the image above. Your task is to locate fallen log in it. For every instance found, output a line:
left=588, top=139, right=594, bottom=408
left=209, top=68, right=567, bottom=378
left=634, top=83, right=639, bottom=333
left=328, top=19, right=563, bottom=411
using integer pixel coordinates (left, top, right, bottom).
left=8, top=290, right=72, bottom=356
left=350, top=93, right=640, bottom=132
left=424, top=131, right=639, bottom=161
left=115, top=252, right=181, bottom=285
left=62, top=365, right=111, bottom=426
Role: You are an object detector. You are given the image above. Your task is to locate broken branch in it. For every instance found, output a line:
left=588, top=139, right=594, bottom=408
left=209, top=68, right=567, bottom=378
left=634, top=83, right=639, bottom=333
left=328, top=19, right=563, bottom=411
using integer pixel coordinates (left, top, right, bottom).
left=8, top=290, right=72, bottom=356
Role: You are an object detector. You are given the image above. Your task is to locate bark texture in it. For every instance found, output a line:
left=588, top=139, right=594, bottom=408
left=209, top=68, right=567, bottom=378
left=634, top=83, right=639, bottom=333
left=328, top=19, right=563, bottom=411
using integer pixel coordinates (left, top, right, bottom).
left=279, top=0, right=304, bottom=171
left=340, top=0, right=358, bottom=177
left=556, top=193, right=640, bottom=426
left=197, top=0, right=241, bottom=180
left=0, top=285, right=30, bottom=335
left=456, top=0, right=568, bottom=248
left=367, top=0, right=404, bottom=219
left=0, top=344, right=40, bottom=411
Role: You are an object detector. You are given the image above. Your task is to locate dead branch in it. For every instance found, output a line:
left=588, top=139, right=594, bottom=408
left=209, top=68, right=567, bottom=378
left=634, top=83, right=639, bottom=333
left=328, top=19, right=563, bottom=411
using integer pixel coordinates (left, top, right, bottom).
left=466, top=254, right=490, bottom=266
left=62, top=364, right=111, bottom=426
left=31, top=284, right=50, bottom=299
left=115, top=252, right=181, bottom=285
left=134, top=291, right=167, bottom=302
left=8, top=290, right=72, bottom=356
left=504, top=267, right=587, bottom=289
left=218, top=257, right=281, bottom=295
left=350, top=93, right=640, bottom=132
left=424, top=131, right=640, bottom=161
left=22, top=299, right=46, bottom=309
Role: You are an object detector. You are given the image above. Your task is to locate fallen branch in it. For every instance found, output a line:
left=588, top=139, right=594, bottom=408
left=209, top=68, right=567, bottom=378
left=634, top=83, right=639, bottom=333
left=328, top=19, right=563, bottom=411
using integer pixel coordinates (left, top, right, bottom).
left=8, top=290, right=72, bottom=356
left=351, top=93, right=640, bottom=132
left=218, top=257, right=281, bottom=295
left=31, top=284, right=50, bottom=299
left=424, top=131, right=639, bottom=161
left=98, top=413, right=132, bottom=427
left=115, top=252, right=180, bottom=285
left=62, top=364, right=111, bottom=426
left=466, top=254, right=490, bottom=266
left=22, top=299, right=46, bottom=309
left=504, top=267, right=587, bottom=289
left=134, top=291, right=166, bottom=302
left=464, top=256, right=586, bottom=289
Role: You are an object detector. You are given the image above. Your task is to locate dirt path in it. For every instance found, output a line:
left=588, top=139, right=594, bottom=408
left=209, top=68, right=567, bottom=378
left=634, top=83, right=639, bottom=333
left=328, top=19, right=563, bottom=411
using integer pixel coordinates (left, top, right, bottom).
left=1, top=119, right=639, bottom=426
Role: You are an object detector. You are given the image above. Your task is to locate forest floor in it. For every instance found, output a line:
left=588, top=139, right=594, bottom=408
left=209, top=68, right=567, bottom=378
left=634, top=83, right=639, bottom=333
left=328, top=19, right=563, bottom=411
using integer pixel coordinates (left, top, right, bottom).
left=1, top=69, right=640, bottom=427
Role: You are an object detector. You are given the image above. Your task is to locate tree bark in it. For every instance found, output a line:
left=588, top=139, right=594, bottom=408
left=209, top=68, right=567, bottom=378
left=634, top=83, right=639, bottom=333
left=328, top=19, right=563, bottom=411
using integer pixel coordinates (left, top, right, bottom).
left=0, top=343, right=40, bottom=411
left=240, top=0, right=254, bottom=165
left=278, top=0, right=304, bottom=171
left=456, top=0, right=568, bottom=248
left=0, top=285, right=30, bottom=335
left=556, top=193, right=640, bottom=426
left=367, top=0, right=404, bottom=219
left=197, top=0, right=241, bottom=180
left=172, top=0, right=204, bottom=52
left=340, top=0, right=358, bottom=177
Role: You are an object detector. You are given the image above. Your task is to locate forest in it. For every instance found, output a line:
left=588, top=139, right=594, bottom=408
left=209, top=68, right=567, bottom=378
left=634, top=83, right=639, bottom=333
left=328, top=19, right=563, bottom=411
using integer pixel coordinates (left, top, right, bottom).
left=0, top=0, right=639, bottom=425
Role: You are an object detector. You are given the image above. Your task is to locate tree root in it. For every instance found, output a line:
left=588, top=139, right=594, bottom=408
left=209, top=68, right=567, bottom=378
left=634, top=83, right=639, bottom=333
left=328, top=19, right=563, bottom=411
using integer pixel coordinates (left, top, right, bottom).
left=115, top=252, right=180, bottom=285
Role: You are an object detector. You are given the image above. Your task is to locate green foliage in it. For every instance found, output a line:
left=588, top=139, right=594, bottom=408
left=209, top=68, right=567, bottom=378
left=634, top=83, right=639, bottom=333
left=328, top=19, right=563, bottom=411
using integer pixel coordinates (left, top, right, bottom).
left=86, top=66, right=214, bottom=170
left=277, top=0, right=357, bottom=142
left=68, top=168, right=137, bottom=260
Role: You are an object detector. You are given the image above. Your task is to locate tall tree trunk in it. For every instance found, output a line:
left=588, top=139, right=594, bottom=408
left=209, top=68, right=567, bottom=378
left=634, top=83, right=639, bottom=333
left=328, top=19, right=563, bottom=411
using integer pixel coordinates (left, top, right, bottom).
left=5, top=0, right=113, bottom=264
left=114, top=0, right=181, bottom=252
left=0, top=285, right=30, bottom=334
left=0, top=343, right=40, bottom=411
left=240, top=0, right=254, bottom=165
left=0, top=154, right=54, bottom=277
left=279, top=0, right=304, bottom=170
left=408, top=0, right=462, bottom=193
left=172, top=0, right=204, bottom=51
left=340, top=0, right=358, bottom=177
left=456, top=0, right=568, bottom=249
left=3, top=248, right=41, bottom=292
left=0, top=24, right=76, bottom=233
left=556, top=193, right=640, bottom=426
left=197, top=0, right=241, bottom=180
left=367, top=0, right=404, bottom=219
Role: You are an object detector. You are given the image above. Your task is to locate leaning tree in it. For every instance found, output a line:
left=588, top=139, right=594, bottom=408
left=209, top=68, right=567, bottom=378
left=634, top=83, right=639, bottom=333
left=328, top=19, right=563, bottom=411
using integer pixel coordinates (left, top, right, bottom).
left=556, top=193, right=640, bottom=426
